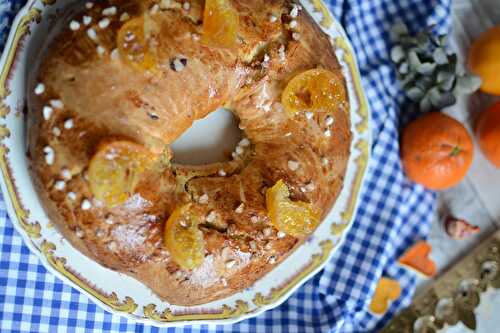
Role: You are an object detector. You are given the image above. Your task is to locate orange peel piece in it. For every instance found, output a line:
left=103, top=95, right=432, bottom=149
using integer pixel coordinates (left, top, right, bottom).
left=281, top=68, right=347, bottom=116
left=202, top=0, right=239, bottom=48
left=164, top=204, right=205, bottom=270
left=398, top=241, right=437, bottom=278
left=369, top=277, right=401, bottom=315
left=266, top=179, right=321, bottom=237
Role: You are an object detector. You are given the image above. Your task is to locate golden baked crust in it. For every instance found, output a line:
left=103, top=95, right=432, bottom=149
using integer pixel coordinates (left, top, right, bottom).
left=27, top=0, right=351, bottom=305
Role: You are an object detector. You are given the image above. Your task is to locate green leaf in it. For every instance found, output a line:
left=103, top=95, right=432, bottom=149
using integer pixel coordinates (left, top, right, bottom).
left=417, top=63, right=437, bottom=75
left=407, top=87, right=425, bottom=101
left=437, top=70, right=456, bottom=91
left=391, top=45, right=406, bottom=64
left=408, top=50, right=422, bottom=70
left=401, top=72, right=417, bottom=89
left=420, top=94, right=432, bottom=112
left=455, top=74, right=482, bottom=94
left=390, top=22, right=409, bottom=41
left=400, top=35, right=418, bottom=47
left=428, top=87, right=442, bottom=107
left=433, top=48, right=448, bottom=65
left=438, top=92, right=456, bottom=109
left=416, top=32, right=430, bottom=51
left=415, top=76, right=434, bottom=92
left=399, top=62, right=410, bottom=74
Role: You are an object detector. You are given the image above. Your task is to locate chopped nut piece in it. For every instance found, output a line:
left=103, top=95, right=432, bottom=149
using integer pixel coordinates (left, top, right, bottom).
left=198, top=193, right=209, bottom=204
left=206, top=210, right=217, bottom=223
left=288, top=160, right=299, bottom=171
left=235, top=203, right=244, bottom=214
left=119, top=12, right=130, bottom=22
left=52, top=127, right=61, bottom=137
left=325, top=116, right=334, bottom=126
left=305, top=182, right=315, bottom=192
left=170, top=57, right=187, bottom=72
left=75, top=228, right=84, bottom=238
left=43, top=146, right=55, bottom=165
left=225, top=259, right=236, bottom=269
left=239, top=138, right=250, bottom=147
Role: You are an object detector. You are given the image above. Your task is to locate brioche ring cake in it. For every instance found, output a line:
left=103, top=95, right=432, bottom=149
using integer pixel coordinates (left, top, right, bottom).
left=27, top=0, right=351, bottom=305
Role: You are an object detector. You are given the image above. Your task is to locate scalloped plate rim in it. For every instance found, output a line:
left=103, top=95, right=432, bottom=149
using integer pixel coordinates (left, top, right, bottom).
left=0, top=0, right=372, bottom=327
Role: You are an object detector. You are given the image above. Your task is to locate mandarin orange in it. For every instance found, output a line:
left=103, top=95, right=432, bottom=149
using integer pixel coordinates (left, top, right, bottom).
left=401, top=112, right=474, bottom=190
left=468, top=26, right=500, bottom=96
left=475, top=101, right=500, bottom=168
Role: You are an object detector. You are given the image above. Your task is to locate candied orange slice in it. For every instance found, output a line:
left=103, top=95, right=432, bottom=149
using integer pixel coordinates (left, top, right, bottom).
left=117, top=16, right=157, bottom=71
left=164, top=204, right=205, bottom=270
left=281, top=68, right=347, bottom=116
left=88, top=141, right=152, bottom=207
left=202, top=0, right=239, bottom=48
left=266, top=180, right=321, bottom=237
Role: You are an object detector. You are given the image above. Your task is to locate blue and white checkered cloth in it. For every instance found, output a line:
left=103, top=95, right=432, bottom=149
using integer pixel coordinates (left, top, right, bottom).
left=0, top=0, right=450, bottom=331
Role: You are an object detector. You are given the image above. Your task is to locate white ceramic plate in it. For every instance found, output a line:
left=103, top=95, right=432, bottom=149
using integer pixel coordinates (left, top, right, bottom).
left=0, top=0, right=371, bottom=327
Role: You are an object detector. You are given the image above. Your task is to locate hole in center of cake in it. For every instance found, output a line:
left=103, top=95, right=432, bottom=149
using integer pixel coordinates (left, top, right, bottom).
left=171, top=108, right=243, bottom=165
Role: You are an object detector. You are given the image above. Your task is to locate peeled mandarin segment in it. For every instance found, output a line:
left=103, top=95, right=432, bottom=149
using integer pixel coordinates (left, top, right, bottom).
left=266, top=180, right=321, bottom=237
left=164, top=204, right=205, bottom=270
left=88, top=141, right=151, bottom=207
left=398, top=241, right=437, bottom=277
left=117, top=17, right=156, bottom=71
left=369, top=277, right=402, bottom=315
left=281, top=68, right=347, bottom=116
left=202, top=0, right=239, bottom=48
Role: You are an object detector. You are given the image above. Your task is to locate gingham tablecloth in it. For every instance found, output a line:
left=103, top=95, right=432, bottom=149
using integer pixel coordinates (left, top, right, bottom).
left=0, top=0, right=450, bottom=332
